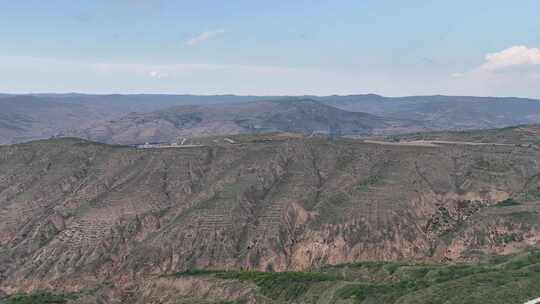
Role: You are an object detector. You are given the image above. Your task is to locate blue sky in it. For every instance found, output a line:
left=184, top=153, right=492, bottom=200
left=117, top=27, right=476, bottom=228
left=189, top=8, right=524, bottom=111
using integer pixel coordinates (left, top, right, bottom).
left=1, top=0, right=540, bottom=97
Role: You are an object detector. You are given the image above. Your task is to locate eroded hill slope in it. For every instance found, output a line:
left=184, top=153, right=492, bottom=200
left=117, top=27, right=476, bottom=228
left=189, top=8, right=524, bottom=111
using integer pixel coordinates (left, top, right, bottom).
left=0, top=134, right=539, bottom=301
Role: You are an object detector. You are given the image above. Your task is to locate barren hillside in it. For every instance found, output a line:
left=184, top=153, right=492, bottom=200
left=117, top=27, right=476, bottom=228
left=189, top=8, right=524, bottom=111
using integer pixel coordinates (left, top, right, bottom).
left=1, top=131, right=539, bottom=302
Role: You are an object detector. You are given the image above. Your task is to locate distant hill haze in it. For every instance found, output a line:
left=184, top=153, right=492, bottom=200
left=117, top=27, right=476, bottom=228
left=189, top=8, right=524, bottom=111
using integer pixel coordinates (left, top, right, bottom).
left=320, top=94, right=540, bottom=130
left=68, top=99, right=416, bottom=144
left=0, top=94, right=285, bottom=144
left=3, top=93, right=540, bottom=144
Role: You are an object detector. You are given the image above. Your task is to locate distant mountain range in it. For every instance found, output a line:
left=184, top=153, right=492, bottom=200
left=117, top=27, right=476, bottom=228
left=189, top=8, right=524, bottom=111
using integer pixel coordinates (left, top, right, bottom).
left=2, top=93, right=540, bottom=144
left=67, top=99, right=418, bottom=144
left=319, top=94, right=540, bottom=130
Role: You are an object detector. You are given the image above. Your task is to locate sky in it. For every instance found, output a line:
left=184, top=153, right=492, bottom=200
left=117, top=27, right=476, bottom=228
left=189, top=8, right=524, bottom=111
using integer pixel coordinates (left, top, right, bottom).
left=1, top=0, right=540, bottom=97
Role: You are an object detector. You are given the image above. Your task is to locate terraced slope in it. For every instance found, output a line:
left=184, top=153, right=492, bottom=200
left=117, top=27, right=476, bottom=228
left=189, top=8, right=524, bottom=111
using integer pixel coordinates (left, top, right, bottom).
left=0, top=133, right=539, bottom=302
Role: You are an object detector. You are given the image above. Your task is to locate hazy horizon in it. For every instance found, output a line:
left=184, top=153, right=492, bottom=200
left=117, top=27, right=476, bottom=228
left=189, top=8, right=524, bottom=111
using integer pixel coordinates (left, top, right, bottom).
left=2, top=92, right=540, bottom=100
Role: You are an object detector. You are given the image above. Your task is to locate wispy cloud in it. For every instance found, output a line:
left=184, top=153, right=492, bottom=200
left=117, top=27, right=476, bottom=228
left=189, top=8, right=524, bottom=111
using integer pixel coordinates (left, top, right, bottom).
left=148, top=70, right=169, bottom=79
left=185, top=29, right=226, bottom=46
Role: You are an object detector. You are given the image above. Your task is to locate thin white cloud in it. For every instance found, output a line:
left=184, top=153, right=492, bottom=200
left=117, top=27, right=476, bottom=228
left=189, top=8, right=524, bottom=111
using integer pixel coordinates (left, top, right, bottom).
left=481, top=45, right=540, bottom=71
left=148, top=70, right=169, bottom=79
left=185, top=29, right=226, bottom=46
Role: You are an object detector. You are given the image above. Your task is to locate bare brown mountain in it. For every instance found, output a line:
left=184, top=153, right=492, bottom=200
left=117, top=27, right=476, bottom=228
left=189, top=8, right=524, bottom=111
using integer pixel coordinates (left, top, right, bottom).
left=69, top=99, right=414, bottom=144
left=1, top=129, right=539, bottom=302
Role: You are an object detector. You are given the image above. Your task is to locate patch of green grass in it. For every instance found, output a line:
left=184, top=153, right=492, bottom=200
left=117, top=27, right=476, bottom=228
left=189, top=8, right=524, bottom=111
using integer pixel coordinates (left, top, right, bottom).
left=397, top=269, right=540, bottom=304
left=174, top=269, right=221, bottom=276
left=174, top=250, right=540, bottom=304
left=501, top=250, right=540, bottom=270
left=382, top=262, right=401, bottom=275
left=335, top=280, right=418, bottom=303
left=215, top=271, right=337, bottom=300
left=422, top=264, right=494, bottom=284
left=332, top=263, right=496, bottom=303
left=332, top=250, right=540, bottom=303
left=176, top=270, right=337, bottom=301
left=2, top=291, right=78, bottom=304
left=496, top=198, right=520, bottom=207
left=334, top=263, right=537, bottom=303
left=332, top=260, right=388, bottom=269
left=356, top=175, right=381, bottom=192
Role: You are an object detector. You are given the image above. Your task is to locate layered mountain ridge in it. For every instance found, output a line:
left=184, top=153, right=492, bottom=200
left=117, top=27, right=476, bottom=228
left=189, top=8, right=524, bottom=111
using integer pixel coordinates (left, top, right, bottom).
left=4, top=93, right=540, bottom=145
left=68, top=99, right=415, bottom=144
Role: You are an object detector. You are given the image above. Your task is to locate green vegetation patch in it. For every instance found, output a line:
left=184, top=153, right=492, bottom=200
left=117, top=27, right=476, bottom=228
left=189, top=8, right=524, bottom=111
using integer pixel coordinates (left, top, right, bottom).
left=217, top=271, right=337, bottom=300
left=174, top=269, right=221, bottom=276
left=356, top=175, right=381, bottom=192
left=502, top=250, right=540, bottom=270
left=2, top=291, right=78, bottom=304
left=176, top=270, right=337, bottom=301
left=336, top=280, right=418, bottom=303
left=332, top=263, right=496, bottom=303
left=496, top=198, right=520, bottom=207
left=174, top=250, right=540, bottom=304
left=333, top=250, right=540, bottom=303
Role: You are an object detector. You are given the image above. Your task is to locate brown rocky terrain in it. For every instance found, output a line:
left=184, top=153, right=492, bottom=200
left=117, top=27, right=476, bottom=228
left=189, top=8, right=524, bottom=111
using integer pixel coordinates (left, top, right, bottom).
left=0, top=130, right=540, bottom=302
